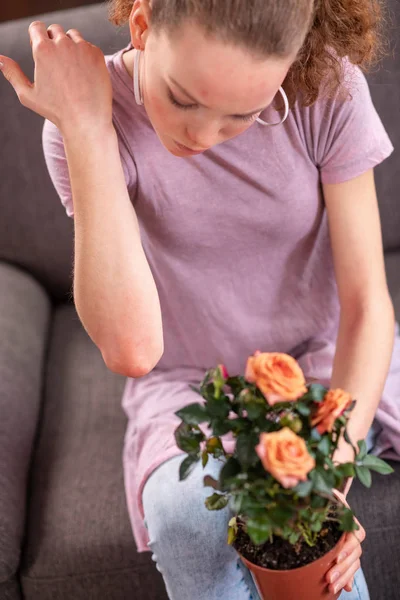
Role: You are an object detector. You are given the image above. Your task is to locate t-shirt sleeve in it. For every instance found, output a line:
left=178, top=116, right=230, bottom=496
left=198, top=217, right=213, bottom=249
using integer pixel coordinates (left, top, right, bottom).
left=42, top=119, right=137, bottom=218
left=309, top=63, right=394, bottom=184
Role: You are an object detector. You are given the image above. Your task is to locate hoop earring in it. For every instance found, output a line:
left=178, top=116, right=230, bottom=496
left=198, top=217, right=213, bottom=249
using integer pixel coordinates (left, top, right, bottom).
left=134, top=48, right=143, bottom=106
left=256, top=86, right=289, bottom=126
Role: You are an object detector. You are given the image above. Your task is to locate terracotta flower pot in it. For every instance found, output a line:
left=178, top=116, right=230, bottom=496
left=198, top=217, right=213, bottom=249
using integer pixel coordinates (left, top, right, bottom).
left=239, top=531, right=346, bottom=600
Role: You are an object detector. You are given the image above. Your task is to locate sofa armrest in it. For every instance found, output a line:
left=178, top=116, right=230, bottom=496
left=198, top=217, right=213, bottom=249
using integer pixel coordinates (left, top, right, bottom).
left=0, top=261, right=51, bottom=584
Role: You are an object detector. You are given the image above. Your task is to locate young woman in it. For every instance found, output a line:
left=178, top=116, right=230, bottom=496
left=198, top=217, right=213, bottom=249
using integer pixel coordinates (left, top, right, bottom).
left=1, top=0, right=399, bottom=598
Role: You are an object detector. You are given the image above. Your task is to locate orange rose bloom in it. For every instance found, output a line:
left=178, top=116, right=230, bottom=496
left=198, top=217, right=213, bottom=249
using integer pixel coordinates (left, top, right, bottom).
left=311, top=389, right=353, bottom=434
left=256, top=427, right=315, bottom=488
left=245, top=352, right=307, bottom=405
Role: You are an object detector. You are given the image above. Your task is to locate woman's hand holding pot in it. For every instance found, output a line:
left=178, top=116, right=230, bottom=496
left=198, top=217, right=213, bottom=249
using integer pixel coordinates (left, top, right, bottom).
left=0, top=21, right=113, bottom=137
left=326, top=489, right=366, bottom=595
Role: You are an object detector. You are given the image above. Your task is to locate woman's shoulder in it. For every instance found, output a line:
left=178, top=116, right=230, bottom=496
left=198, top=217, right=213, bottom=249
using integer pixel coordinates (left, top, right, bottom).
left=294, top=58, right=370, bottom=121
left=104, top=42, right=134, bottom=100
left=290, top=58, right=393, bottom=184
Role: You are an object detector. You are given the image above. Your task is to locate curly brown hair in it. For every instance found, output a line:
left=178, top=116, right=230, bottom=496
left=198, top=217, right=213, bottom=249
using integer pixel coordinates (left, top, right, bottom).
left=107, top=0, right=388, bottom=107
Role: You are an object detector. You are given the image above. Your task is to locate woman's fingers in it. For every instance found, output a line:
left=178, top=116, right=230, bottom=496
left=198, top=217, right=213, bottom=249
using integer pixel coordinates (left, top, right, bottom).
left=2, top=20, right=112, bottom=130
left=28, top=21, right=49, bottom=48
left=66, top=28, right=85, bottom=43
left=330, top=545, right=362, bottom=582
left=47, top=24, right=67, bottom=41
left=326, top=527, right=365, bottom=594
left=344, top=577, right=354, bottom=592
left=0, top=57, right=33, bottom=104
left=329, top=555, right=361, bottom=594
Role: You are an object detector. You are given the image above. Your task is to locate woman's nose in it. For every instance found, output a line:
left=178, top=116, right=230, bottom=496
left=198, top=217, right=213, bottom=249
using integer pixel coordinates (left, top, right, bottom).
left=186, top=121, right=222, bottom=150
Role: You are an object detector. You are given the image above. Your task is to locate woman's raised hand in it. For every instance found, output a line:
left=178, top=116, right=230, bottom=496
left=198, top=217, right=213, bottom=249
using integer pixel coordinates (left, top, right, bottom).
left=0, top=21, right=113, bottom=135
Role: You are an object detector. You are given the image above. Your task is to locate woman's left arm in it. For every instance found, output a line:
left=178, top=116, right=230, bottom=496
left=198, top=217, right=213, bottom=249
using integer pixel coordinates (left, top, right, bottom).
left=323, top=169, right=396, bottom=594
left=324, top=169, right=395, bottom=464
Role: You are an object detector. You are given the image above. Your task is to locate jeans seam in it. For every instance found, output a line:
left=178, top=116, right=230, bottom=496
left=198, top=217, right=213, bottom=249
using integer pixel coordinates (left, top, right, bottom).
left=353, top=571, right=362, bottom=600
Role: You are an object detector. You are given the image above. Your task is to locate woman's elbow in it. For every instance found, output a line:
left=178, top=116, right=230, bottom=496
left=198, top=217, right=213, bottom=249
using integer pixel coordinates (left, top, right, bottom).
left=102, top=338, right=164, bottom=378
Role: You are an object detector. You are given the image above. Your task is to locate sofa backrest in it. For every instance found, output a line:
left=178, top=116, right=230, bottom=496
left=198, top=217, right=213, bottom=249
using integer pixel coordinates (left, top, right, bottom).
left=0, top=5, right=130, bottom=302
left=0, top=2, right=399, bottom=301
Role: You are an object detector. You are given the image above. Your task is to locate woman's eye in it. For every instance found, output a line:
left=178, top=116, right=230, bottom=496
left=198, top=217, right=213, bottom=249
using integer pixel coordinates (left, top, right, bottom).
left=167, top=87, right=259, bottom=122
left=236, top=113, right=259, bottom=123
left=168, top=89, right=196, bottom=110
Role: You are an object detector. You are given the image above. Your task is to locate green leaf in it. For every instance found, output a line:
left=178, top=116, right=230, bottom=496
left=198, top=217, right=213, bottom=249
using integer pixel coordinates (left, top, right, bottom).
left=205, top=436, right=225, bottom=458
left=189, top=384, right=202, bottom=396
left=317, top=436, right=331, bottom=456
left=311, top=428, right=322, bottom=442
left=302, top=384, right=327, bottom=402
left=268, top=505, right=293, bottom=528
left=202, top=450, right=209, bottom=468
left=311, top=495, right=327, bottom=509
left=227, top=375, right=247, bottom=396
left=339, top=507, right=358, bottom=533
left=247, top=516, right=272, bottom=545
left=236, top=432, right=259, bottom=468
left=360, top=455, right=394, bottom=475
left=227, top=525, right=237, bottom=545
left=230, top=417, right=250, bottom=434
left=289, top=531, right=301, bottom=544
left=343, top=428, right=356, bottom=450
left=294, top=480, right=313, bottom=498
left=219, top=457, right=242, bottom=490
left=357, top=439, right=368, bottom=461
left=229, top=492, right=244, bottom=514
left=325, top=457, right=335, bottom=469
left=179, top=454, right=199, bottom=480
left=310, top=521, right=322, bottom=532
left=205, top=493, right=229, bottom=511
left=175, top=403, right=208, bottom=425
left=296, top=403, right=311, bottom=416
left=210, top=418, right=233, bottom=437
left=355, top=465, right=372, bottom=488
left=227, top=516, right=239, bottom=545
left=246, top=400, right=266, bottom=420
left=335, top=462, right=355, bottom=478
left=310, top=469, right=333, bottom=495
left=240, top=495, right=267, bottom=519
left=174, top=422, right=205, bottom=454
left=206, top=396, right=231, bottom=419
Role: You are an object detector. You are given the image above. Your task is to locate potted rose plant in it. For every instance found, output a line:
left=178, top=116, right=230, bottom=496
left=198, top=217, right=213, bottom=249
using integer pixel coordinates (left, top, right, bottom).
left=174, top=352, right=393, bottom=600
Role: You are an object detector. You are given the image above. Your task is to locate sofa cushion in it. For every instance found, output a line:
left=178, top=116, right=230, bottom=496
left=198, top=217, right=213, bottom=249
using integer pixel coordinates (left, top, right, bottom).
left=0, top=4, right=130, bottom=302
left=385, top=251, right=400, bottom=320
left=19, top=303, right=168, bottom=600
left=348, top=462, right=400, bottom=600
left=365, top=0, right=400, bottom=251
left=0, top=579, right=22, bottom=600
left=0, top=262, right=50, bottom=589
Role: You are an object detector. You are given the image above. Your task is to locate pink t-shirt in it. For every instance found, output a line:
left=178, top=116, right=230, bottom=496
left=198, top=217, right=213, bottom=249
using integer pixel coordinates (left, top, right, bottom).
left=42, top=42, right=399, bottom=552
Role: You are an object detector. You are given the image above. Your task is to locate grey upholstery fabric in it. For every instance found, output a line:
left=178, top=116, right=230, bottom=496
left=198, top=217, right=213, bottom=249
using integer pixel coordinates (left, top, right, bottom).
left=348, top=462, right=400, bottom=600
left=0, top=263, right=51, bottom=594
left=0, top=5, right=130, bottom=302
left=385, top=251, right=400, bottom=319
left=19, top=304, right=168, bottom=600
left=0, top=579, right=22, bottom=600
left=366, top=0, right=400, bottom=251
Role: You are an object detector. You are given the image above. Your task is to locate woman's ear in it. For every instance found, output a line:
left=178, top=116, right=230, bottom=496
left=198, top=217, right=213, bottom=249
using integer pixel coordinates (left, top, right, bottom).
left=129, top=0, right=152, bottom=50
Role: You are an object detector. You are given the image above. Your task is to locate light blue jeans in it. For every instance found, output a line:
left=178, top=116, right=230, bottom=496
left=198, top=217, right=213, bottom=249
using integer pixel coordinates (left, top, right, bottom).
left=142, top=426, right=379, bottom=600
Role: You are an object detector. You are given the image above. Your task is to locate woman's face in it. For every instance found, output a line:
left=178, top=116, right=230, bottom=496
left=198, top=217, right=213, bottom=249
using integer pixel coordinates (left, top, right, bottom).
left=139, top=22, right=295, bottom=157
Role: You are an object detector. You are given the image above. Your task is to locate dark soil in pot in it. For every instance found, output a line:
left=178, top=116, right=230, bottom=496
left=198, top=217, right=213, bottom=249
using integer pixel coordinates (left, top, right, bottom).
left=233, top=505, right=342, bottom=570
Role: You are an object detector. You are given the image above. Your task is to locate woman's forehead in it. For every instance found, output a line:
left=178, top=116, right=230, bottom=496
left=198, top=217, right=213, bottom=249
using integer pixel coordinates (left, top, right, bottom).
left=155, top=24, right=292, bottom=112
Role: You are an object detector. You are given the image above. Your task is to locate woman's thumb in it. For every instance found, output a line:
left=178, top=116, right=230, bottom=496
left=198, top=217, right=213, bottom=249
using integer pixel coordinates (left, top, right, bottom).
left=0, top=56, right=33, bottom=104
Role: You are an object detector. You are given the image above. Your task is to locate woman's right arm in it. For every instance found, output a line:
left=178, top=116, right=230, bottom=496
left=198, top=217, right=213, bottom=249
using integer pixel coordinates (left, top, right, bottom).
left=64, top=124, right=164, bottom=377
left=0, top=21, right=163, bottom=377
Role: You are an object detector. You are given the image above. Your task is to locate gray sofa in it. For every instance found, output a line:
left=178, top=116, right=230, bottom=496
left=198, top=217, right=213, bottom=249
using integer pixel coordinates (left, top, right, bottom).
left=0, top=3, right=399, bottom=600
